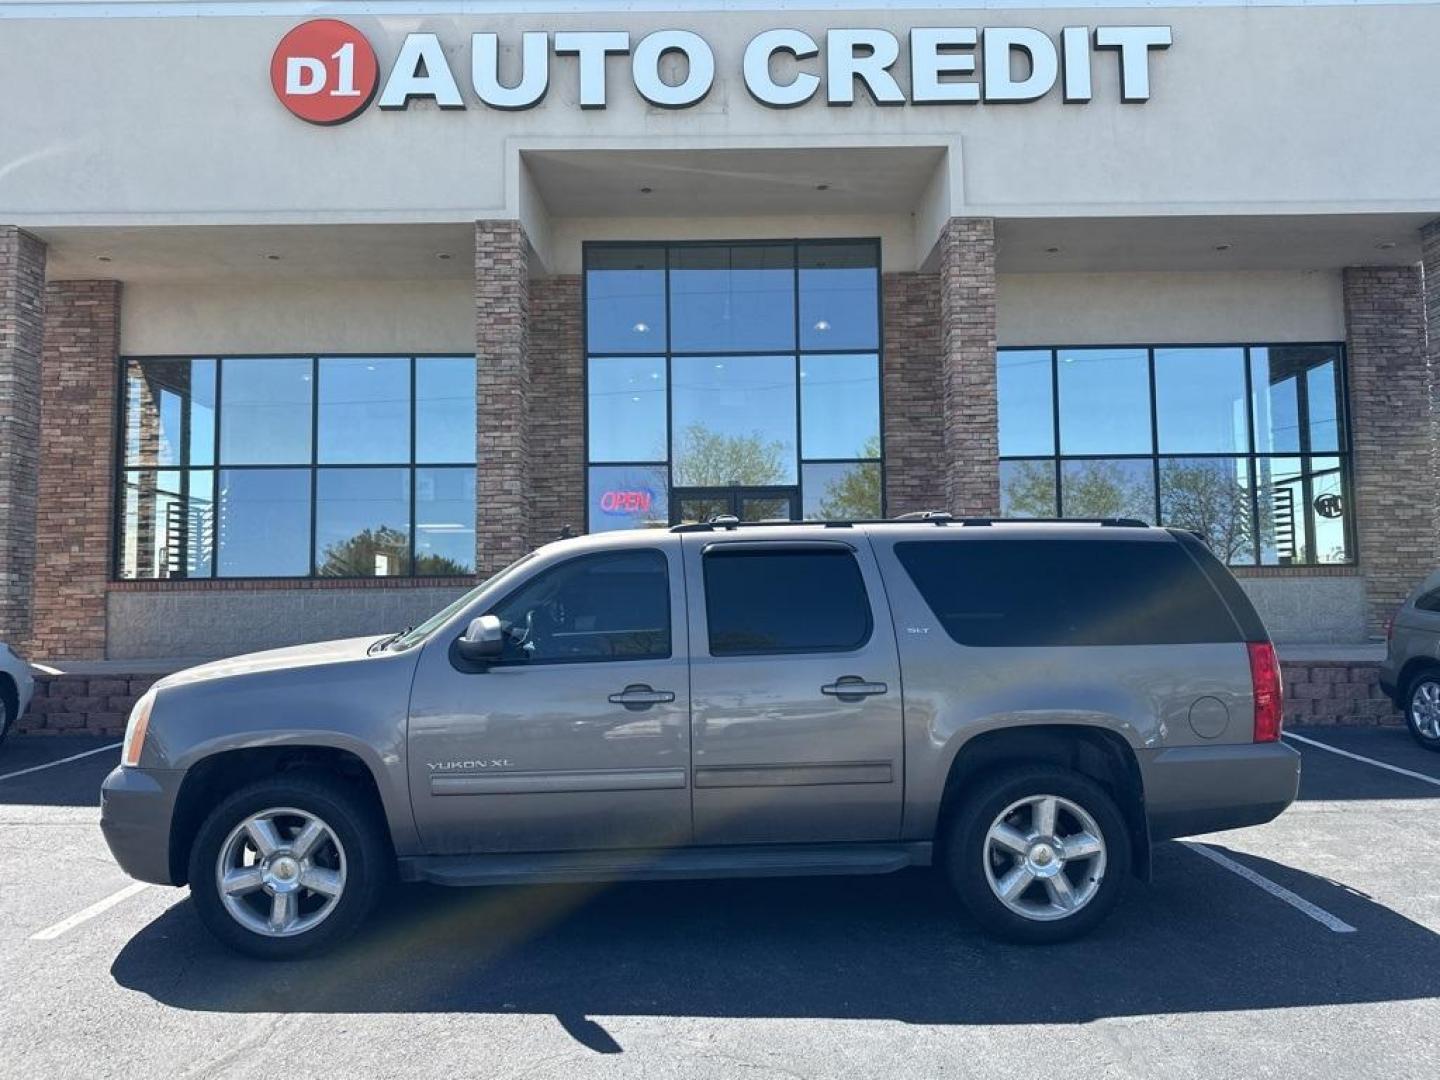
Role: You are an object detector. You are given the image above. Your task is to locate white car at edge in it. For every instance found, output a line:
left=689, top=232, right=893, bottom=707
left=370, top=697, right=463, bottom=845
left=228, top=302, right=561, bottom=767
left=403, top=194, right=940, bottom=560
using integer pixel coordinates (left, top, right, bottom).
left=0, top=643, right=35, bottom=747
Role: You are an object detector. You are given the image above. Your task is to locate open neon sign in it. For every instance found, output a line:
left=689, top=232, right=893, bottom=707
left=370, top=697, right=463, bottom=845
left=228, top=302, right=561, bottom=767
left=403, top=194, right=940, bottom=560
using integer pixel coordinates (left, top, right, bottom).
left=600, top=489, right=654, bottom=514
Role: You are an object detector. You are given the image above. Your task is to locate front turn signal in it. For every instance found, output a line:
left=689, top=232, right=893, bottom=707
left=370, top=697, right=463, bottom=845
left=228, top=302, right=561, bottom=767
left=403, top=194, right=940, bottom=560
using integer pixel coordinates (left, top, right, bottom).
left=121, top=689, right=156, bottom=768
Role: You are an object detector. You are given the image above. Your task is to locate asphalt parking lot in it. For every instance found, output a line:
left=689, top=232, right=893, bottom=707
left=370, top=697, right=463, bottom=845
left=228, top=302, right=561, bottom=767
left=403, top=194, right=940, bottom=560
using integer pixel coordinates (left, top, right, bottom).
left=2, top=729, right=1438, bottom=1080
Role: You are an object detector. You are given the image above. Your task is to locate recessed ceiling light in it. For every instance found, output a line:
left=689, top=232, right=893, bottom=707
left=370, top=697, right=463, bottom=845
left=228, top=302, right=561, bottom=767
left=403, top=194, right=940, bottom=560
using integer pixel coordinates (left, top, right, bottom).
left=436, top=252, right=453, bottom=260
left=633, top=321, right=650, bottom=334
left=814, top=319, right=832, bottom=332
left=265, top=254, right=281, bottom=261
left=1375, top=240, right=1397, bottom=250
left=95, top=255, right=112, bottom=263
left=1213, top=243, right=1232, bottom=252
left=1044, top=246, right=1060, bottom=255
left=639, top=186, right=653, bottom=194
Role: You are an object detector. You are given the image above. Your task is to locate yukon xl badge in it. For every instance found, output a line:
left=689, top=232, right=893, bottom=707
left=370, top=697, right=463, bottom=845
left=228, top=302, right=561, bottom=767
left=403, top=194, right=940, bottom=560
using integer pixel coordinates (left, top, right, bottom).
left=427, top=759, right=514, bottom=771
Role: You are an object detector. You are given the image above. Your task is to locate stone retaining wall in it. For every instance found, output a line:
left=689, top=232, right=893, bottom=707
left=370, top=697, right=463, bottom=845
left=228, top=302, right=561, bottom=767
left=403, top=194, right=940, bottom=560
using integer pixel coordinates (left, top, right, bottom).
left=17, top=672, right=163, bottom=736
left=14, top=661, right=1401, bottom=737
left=1281, top=660, right=1400, bottom=728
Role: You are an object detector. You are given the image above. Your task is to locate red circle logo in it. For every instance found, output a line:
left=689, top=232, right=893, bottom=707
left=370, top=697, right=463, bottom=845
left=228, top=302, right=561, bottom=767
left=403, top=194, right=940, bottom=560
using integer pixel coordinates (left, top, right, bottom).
left=271, top=20, right=378, bottom=125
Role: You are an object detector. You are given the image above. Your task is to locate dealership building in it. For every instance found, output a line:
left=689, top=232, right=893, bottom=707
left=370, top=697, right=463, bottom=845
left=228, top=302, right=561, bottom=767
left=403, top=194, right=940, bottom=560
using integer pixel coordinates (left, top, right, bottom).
left=1, top=0, right=1438, bottom=665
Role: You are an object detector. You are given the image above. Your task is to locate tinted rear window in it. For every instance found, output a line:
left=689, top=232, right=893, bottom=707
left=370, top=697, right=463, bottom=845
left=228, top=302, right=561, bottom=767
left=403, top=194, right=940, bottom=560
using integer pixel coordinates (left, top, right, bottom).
left=894, top=537, right=1240, bottom=647
left=704, top=547, right=872, bottom=655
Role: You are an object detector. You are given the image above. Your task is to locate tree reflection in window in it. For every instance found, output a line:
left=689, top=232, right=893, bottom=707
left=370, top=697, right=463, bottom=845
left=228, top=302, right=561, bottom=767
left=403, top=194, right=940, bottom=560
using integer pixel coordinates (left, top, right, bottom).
left=672, top=423, right=788, bottom=488
left=998, top=344, right=1350, bottom=566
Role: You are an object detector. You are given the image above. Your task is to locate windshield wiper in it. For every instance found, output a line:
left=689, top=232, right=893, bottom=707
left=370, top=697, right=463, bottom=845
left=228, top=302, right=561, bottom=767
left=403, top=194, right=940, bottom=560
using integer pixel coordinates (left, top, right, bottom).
left=370, top=626, right=414, bottom=654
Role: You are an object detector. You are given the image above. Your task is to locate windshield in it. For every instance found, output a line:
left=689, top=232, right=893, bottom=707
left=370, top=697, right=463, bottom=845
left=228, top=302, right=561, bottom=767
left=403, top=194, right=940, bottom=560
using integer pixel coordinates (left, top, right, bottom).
left=384, top=553, right=538, bottom=651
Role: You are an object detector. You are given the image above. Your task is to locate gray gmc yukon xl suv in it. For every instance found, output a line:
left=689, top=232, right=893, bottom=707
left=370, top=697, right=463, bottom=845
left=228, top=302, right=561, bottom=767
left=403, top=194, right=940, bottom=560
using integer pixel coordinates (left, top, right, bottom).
left=101, top=517, right=1299, bottom=958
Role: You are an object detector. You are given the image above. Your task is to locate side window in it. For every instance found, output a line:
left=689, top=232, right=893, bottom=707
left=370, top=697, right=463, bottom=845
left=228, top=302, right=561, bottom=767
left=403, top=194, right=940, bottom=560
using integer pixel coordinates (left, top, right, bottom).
left=704, top=546, right=872, bottom=656
left=488, top=549, right=670, bottom=664
left=1416, top=588, right=1440, bottom=613
left=894, top=537, right=1241, bottom=647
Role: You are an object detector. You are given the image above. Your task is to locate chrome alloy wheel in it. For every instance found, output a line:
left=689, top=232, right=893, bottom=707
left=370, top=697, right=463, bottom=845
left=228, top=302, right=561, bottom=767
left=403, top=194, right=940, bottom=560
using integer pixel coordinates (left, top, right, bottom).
left=1411, top=680, right=1440, bottom=741
left=983, top=794, right=1107, bottom=922
left=216, top=807, right=347, bottom=938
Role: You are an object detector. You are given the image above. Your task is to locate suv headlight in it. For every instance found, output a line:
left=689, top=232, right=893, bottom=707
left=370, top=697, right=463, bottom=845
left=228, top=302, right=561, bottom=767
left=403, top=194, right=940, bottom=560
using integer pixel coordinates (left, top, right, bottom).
left=121, top=689, right=157, bottom=768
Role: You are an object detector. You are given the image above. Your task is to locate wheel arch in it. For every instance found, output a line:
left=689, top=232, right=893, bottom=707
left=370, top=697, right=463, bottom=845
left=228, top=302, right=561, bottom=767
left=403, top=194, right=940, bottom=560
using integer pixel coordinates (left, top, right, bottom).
left=1397, top=656, right=1440, bottom=702
left=936, top=724, right=1151, bottom=881
left=168, top=744, right=393, bottom=886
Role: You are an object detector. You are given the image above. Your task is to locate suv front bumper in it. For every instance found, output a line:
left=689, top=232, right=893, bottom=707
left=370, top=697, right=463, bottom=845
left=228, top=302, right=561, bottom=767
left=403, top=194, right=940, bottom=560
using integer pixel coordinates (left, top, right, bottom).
left=100, top=765, right=185, bottom=886
left=1139, top=742, right=1301, bottom=841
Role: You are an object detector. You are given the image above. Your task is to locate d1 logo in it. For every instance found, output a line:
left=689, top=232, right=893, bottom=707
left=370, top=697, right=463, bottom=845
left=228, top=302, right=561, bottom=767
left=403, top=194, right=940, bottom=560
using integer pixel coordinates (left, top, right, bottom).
left=270, top=19, right=379, bottom=125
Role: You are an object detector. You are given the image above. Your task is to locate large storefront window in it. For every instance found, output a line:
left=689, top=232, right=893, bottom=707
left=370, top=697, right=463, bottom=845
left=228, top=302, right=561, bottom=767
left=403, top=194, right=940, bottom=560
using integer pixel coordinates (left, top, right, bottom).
left=998, top=344, right=1352, bottom=566
left=584, top=240, right=883, bottom=530
left=117, top=355, right=477, bottom=579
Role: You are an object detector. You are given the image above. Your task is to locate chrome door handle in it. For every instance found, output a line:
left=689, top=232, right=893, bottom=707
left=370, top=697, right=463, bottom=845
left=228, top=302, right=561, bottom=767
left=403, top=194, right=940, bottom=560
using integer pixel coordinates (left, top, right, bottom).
left=608, top=684, right=676, bottom=710
left=821, top=677, right=889, bottom=701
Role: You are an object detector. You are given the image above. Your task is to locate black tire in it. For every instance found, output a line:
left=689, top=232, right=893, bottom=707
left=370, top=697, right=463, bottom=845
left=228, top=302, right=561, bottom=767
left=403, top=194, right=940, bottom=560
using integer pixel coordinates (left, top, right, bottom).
left=1402, top=668, right=1440, bottom=752
left=0, top=678, right=16, bottom=750
left=187, top=773, right=389, bottom=960
left=943, top=765, right=1131, bottom=945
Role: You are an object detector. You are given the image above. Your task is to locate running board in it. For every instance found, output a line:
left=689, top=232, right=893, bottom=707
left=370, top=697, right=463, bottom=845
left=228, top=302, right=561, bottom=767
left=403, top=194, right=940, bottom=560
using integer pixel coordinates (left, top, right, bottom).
left=399, top=842, right=933, bottom=887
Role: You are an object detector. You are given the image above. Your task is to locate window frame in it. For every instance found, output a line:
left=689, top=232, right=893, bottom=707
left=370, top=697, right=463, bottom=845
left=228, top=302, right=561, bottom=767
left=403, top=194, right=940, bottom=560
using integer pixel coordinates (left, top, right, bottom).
left=113, top=353, right=478, bottom=581
left=481, top=547, right=674, bottom=667
left=997, top=341, right=1355, bottom=567
left=581, top=238, right=886, bottom=532
left=700, top=542, right=876, bottom=657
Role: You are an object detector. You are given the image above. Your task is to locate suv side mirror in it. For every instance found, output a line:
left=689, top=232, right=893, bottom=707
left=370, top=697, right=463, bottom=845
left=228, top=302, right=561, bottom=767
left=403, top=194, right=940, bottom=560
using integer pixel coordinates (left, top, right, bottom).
left=456, top=614, right=505, bottom=662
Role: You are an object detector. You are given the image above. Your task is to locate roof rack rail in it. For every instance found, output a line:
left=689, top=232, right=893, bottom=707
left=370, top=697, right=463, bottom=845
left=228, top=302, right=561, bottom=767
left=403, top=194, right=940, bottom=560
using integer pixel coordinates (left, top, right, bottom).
left=669, top=515, right=1151, bottom=534
left=671, top=517, right=862, bottom=534
left=955, top=516, right=1150, bottom=528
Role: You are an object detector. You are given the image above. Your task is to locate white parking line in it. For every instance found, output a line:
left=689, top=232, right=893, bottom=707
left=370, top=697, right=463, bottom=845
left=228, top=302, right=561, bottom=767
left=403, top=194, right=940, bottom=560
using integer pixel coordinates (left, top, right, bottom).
left=1186, top=842, right=1357, bottom=934
left=29, top=882, right=150, bottom=941
left=0, top=742, right=120, bottom=783
left=1284, top=731, right=1440, bottom=788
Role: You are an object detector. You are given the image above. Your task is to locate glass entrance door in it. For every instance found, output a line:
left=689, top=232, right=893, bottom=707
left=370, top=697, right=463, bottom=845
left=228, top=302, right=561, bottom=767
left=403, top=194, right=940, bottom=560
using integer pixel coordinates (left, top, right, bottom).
left=674, top=487, right=798, bottom=525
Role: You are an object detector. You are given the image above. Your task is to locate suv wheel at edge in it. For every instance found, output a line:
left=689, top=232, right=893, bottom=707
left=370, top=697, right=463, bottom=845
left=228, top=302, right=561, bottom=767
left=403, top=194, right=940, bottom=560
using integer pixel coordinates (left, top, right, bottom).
left=1403, top=669, right=1440, bottom=751
left=187, top=774, right=390, bottom=960
left=945, top=765, right=1131, bottom=944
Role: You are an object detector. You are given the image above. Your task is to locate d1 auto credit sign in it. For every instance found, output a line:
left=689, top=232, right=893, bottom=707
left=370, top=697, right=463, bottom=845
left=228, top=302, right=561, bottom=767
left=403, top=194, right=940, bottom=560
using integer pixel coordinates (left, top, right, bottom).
left=272, top=18, right=1172, bottom=125
left=271, top=19, right=379, bottom=124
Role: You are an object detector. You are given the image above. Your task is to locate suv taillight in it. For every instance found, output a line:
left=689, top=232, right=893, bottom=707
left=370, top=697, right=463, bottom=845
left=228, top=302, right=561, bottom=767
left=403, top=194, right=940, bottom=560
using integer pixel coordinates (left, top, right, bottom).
left=1248, top=641, right=1283, bottom=743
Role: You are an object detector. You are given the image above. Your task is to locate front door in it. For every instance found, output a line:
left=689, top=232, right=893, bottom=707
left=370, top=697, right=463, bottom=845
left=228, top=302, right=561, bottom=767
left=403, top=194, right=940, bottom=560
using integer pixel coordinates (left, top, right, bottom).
left=406, top=541, right=692, bottom=855
left=674, top=486, right=799, bottom=525
left=680, top=533, right=905, bottom=845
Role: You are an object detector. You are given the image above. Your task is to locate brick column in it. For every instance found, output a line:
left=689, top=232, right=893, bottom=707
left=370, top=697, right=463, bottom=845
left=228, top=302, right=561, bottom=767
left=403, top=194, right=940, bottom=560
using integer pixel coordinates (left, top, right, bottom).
left=528, top=274, right=585, bottom=549
left=1343, top=263, right=1437, bottom=634
left=1424, top=220, right=1440, bottom=554
left=937, top=218, right=999, bottom=517
left=29, top=281, right=121, bottom=659
left=0, top=227, right=46, bottom=646
left=475, top=221, right=533, bottom=573
left=882, top=271, right=945, bottom=515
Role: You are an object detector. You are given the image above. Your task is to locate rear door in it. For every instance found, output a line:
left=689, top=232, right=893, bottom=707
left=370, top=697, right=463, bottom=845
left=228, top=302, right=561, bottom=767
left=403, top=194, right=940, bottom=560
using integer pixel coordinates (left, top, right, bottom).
left=682, top=534, right=905, bottom=844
